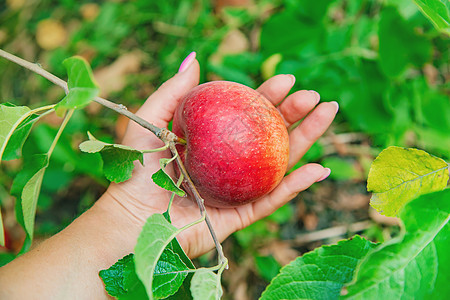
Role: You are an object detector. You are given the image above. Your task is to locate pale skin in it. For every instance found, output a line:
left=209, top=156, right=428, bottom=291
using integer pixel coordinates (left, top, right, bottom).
left=0, top=57, right=338, bottom=299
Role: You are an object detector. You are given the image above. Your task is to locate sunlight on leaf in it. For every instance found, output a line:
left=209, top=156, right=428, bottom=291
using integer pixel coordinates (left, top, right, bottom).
left=344, top=189, right=450, bottom=299
left=368, top=146, right=449, bottom=217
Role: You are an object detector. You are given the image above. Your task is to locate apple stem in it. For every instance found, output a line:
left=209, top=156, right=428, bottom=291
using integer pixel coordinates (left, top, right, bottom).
left=0, top=48, right=227, bottom=266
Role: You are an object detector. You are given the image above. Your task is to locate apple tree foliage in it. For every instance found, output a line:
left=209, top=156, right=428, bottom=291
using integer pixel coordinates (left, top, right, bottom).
left=1, top=55, right=449, bottom=299
left=1, top=1, right=450, bottom=298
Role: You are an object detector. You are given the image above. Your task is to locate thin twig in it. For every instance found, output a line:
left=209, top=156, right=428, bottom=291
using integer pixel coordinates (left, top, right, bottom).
left=0, top=49, right=181, bottom=143
left=0, top=49, right=68, bottom=93
left=169, top=142, right=227, bottom=266
left=292, top=220, right=372, bottom=245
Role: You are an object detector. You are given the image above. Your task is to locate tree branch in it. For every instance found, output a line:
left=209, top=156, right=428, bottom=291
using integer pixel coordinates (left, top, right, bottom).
left=0, top=49, right=181, bottom=143
left=0, top=48, right=225, bottom=266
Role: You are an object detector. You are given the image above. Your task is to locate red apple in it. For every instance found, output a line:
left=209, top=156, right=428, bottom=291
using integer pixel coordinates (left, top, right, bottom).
left=172, top=81, right=289, bottom=208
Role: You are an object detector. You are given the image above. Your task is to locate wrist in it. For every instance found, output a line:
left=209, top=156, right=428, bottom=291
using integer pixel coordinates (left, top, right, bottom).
left=95, top=183, right=163, bottom=252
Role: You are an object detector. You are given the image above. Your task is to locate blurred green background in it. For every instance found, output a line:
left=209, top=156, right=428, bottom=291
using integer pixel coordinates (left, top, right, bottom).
left=0, top=0, right=449, bottom=298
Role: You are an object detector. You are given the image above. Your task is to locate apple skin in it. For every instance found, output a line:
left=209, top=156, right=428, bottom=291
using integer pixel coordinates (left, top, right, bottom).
left=172, top=81, right=289, bottom=208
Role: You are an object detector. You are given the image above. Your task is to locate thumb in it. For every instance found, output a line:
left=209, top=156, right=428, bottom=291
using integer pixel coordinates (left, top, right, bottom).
left=136, top=52, right=200, bottom=128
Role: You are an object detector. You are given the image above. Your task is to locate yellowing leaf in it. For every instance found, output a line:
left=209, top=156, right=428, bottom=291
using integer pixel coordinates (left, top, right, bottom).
left=368, top=146, right=449, bottom=217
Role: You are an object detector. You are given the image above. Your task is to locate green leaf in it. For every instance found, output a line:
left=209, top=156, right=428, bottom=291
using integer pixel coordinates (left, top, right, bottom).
left=413, top=0, right=450, bottom=34
left=337, top=62, right=391, bottom=138
left=3, top=113, right=39, bottom=161
left=55, top=56, right=99, bottom=115
left=11, top=154, right=49, bottom=242
left=134, top=214, right=180, bottom=299
left=344, top=189, right=450, bottom=299
left=190, top=269, right=223, bottom=300
left=0, top=252, right=15, bottom=267
left=0, top=103, right=32, bottom=161
left=101, top=250, right=192, bottom=300
left=0, top=209, right=4, bottom=247
left=160, top=215, right=195, bottom=299
left=378, top=6, right=432, bottom=77
left=79, top=133, right=144, bottom=183
left=99, top=253, right=148, bottom=300
left=367, top=146, right=449, bottom=217
left=100, top=254, right=134, bottom=297
left=254, top=255, right=281, bottom=282
left=322, top=157, right=360, bottom=181
left=33, top=125, right=103, bottom=179
left=153, top=248, right=190, bottom=299
left=166, top=236, right=195, bottom=270
left=121, top=260, right=148, bottom=300
left=151, top=158, right=186, bottom=197
left=260, top=10, right=323, bottom=57
left=260, top=235, right=378, bottom=300
left=22, top=167, right=47, bottom=240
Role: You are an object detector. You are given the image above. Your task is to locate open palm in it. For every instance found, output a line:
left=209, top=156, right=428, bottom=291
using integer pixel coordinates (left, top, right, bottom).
left=106, top=58, right=338, bottom=258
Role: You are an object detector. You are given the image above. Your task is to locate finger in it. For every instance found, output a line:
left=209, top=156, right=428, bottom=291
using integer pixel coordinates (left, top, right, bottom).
left=251, top=163, right=328, bottom=221
left=288, top=101, right=339, bottom=168
left=278, top=90, right=320, bottom=126
left=256, top=74, right=295, bottom=105
left=135, top=58, right=200, bottom=128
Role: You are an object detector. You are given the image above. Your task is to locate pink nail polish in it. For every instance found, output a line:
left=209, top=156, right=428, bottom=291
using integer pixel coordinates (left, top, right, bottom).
left=178, top=52, right=196, bottom=73
left=308, top=90, right=320, bottom=104
left=330, top=101, right=339, bottom=113
left=287, top=74, right=296, bottom=85
left=316, top=168, right=331, bottom=182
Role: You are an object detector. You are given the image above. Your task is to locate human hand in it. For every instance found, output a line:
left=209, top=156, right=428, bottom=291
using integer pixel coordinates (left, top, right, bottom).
left=104, top=53, right=338, bottom=258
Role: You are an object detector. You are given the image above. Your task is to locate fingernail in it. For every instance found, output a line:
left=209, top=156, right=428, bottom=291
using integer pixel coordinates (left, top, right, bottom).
left=316, top=168, right=331, bottom=182
left=330, top=101, right=339, bottom=113
left=178, top=51, right=196, bottom=73
left=286, top=74, right=296, bottom=85
left=308, top=90, right=320, bottom=104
